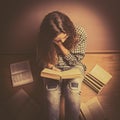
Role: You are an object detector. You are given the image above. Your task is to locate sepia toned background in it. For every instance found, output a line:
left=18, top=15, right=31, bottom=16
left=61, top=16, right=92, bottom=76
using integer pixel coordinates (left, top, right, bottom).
left=0, top=0, right=120, bottom=120
left=0, top=0, right=120, bottom=54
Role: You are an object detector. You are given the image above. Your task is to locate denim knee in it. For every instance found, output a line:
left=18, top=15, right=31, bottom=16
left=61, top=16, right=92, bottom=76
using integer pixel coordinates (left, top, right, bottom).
left=43, top=78, right=61, bottom=120
left=44, top=79, right=61, bottom=100
left=64, top=78, right=82, bottom=120
left=66, top=77, right=83, bottom=94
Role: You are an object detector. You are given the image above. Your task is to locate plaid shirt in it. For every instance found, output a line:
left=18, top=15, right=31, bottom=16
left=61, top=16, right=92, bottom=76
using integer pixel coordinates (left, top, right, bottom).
left=55, top=26, right=87, bottom=71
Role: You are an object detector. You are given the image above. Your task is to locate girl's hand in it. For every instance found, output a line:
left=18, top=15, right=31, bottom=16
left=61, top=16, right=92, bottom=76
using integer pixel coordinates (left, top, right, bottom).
left=47, top=63, right=61, bottom=72
left=53, top=33, right=68, bottom=47
left=52, top=66, right=61, bottom=72
left=53, top=40, right=63, bottom=47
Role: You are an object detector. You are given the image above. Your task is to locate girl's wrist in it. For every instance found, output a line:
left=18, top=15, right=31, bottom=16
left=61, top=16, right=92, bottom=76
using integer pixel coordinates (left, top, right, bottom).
left=49, top=65, right=54, bottom=69
left=48, top=63, right=54, bottom=69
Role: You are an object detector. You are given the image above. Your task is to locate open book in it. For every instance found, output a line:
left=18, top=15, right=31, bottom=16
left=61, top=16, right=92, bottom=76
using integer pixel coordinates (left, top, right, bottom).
left=10, top=60, right=33, bottom=87
left=40, top=68, right=84, bottom=80
left=80, top=97, right=107, bottom=120
left=83, top=64, right=112, bottom=93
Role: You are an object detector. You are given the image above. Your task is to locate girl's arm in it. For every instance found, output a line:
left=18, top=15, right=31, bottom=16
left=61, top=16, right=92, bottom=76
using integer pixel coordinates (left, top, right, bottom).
left=54, top=26, right=87, bottom=66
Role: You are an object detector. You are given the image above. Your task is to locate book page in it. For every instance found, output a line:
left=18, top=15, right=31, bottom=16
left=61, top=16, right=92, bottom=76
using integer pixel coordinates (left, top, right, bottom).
left=61, top=68, right=83, bottom=79
left=41, top=68, right=61, bottom=76
left=10, top=61, right=30, bottom=75
left=86, top=97, right=106, bottom=120
left=41, top=68, right=83, bottom=80
left=40, top=68, right=61, bottom=80
left=81, top=103, right=94, bottom=120
left=89, top=64, right=112, bottom=84
left=10, top=60, right=33, bottom=87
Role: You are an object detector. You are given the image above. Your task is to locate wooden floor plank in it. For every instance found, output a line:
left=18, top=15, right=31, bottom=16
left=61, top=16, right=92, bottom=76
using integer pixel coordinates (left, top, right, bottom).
left=0, top=53, right=120, bottom=120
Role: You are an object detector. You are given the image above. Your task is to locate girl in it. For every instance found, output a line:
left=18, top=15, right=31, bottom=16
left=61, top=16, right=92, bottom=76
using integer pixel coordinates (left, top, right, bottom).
left=37, top=11, right=87, bottom=120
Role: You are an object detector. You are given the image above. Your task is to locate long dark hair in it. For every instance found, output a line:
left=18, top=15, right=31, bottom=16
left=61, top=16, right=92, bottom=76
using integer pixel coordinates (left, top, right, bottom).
left=37, top=11, right=77, bottom=67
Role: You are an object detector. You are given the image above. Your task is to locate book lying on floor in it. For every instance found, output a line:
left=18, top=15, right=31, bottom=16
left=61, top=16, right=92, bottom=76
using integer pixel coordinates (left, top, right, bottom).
left=10, top=60, right=33, bottom=87
left=83, top=64, right=112, bottom=93
left=80, top=97, right=107, bottom=120
left=40, top=68, right=84, bottom=80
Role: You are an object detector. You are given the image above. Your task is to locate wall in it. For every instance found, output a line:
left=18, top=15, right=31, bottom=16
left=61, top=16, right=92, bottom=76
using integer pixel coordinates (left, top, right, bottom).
left=0, top=0, right=120, bottom=54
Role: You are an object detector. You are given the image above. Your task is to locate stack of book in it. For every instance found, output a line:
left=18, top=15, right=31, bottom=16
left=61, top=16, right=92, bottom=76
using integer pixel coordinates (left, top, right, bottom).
left=83, top=64, right=112, bottom=93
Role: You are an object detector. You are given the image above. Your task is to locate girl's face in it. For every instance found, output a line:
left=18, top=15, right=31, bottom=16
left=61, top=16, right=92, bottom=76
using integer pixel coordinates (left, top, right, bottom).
left=54, top=33, right=68, bottom=43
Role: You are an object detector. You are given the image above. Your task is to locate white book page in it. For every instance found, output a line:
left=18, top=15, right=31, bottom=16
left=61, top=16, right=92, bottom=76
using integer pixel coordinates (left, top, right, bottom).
left=10, top=60, right=33, bottom=87
left=61, top=68, right=81, bottom=76
left=41, top=68, right=61, bottom=76
left=90, top=64, right=112, bottom=84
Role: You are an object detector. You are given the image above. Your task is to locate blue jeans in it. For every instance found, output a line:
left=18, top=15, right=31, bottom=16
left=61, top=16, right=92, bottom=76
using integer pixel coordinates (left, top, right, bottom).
left=43, top=66, right=84, bottom=120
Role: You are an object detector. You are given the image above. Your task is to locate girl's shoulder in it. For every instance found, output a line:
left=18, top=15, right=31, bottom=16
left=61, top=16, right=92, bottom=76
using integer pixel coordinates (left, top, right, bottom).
left=74, top=25, right=87, bottom=42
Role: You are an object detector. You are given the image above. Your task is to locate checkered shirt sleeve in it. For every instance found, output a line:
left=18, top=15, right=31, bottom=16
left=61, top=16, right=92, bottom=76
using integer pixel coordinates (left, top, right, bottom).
left=64, top=26, right=87, bottom=66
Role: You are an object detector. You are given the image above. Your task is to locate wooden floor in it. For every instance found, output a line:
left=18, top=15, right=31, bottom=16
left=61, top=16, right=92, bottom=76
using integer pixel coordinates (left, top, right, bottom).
left=82, top=53, right=120, bottom=102
left=81, top=53, right=120, bottom=120
left=0, top=53, right=120, bottom=120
